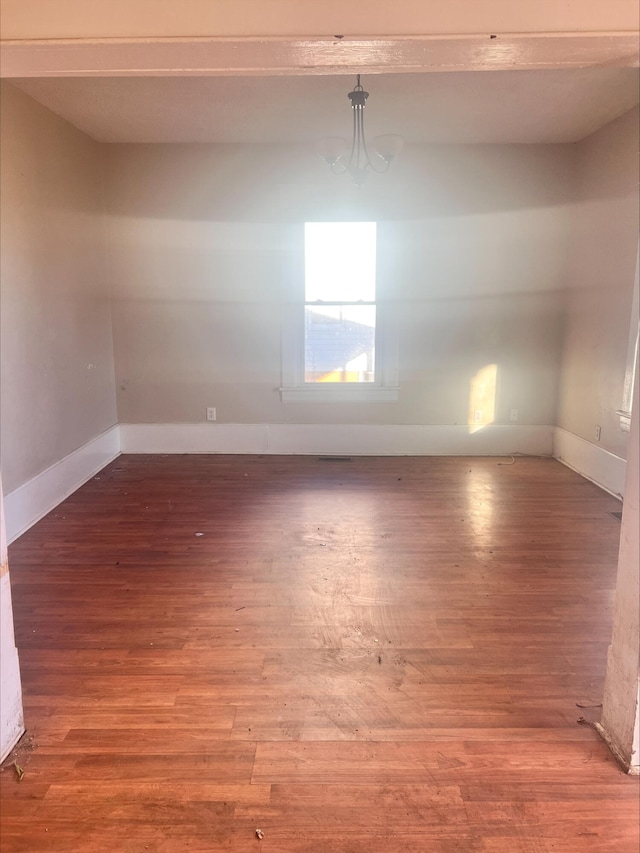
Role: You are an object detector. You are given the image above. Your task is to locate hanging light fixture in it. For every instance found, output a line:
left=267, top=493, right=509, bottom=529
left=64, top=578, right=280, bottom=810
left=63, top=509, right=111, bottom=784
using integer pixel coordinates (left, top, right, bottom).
left=316, top=75, right=403, bottom=186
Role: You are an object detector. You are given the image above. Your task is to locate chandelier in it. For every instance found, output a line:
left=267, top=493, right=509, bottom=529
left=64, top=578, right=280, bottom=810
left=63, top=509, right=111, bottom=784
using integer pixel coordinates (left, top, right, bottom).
left=316, top=75, right=404, bottom=186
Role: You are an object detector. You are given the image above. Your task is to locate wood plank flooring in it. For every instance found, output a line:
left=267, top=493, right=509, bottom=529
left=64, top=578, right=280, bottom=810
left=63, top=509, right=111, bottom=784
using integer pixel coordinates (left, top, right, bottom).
left=1, top=454, right=638, bottom=852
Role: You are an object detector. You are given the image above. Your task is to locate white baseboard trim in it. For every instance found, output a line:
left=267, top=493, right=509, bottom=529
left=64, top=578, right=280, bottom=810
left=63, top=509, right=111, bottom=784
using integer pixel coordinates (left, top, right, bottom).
left=120, top=423, right=268, bottom=455
left=119, top=422, right=554, bottom=458
left=4, top=426, right=120, bottom=544
left=553, top=427, right=626, bottom=499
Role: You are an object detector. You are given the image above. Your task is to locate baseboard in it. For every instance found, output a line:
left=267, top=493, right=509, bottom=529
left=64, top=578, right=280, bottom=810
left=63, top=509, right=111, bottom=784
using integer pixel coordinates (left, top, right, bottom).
left=119, top=423, right=268, bottom=454
left=3, top=426, right=120, bottom=544
left=119, top=422, right=554, bottom=458
left=553, top=427, right=626, bottom=499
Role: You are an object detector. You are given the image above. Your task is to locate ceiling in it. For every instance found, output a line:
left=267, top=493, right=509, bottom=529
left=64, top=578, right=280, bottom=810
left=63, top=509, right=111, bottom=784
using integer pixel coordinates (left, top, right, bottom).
left=11, top=67, right=639, bottom=145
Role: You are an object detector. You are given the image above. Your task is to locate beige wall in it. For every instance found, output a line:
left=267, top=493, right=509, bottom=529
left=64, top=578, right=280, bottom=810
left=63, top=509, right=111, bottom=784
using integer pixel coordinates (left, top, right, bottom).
left=557, top=106, right=639, bottom=459
left=1, top=85, right=637, bottom=490
left=105, top=142, right=572, bottom=427
left=0, top=83, right=117, bottom=493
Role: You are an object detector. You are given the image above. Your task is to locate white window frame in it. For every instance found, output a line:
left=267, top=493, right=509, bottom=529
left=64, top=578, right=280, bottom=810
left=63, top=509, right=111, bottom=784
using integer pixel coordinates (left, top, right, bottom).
left=280, top=223, right=399, bottom=403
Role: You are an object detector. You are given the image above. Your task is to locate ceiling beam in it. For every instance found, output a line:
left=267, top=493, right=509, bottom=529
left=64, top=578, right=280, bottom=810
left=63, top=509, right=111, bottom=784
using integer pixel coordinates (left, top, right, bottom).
left=1, top=32, right=639, bottom=78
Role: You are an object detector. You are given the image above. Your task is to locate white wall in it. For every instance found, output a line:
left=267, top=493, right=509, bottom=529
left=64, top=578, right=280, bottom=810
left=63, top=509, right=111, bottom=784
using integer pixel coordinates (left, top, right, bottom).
left=105, top=142, right=572, bottom=431
left=0, top=83, right=118, bottom=494
left=0, top=87, right=637, bottom=522
left=557, top=107, right=639, bottom=460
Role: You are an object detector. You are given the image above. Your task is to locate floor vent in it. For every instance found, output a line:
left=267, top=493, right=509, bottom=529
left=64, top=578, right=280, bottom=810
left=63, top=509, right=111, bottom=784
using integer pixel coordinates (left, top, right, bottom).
left=318, top=456, right=353, bottom=462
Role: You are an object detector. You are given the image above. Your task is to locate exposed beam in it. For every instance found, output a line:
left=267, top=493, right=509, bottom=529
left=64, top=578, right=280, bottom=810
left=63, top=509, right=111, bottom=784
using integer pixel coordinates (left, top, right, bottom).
left=1, top=33, right=639, bottom=78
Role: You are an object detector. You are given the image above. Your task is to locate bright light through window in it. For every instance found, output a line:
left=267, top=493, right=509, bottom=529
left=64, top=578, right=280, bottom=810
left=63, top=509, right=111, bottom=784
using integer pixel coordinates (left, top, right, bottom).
left=304, top=222, right=376, bottom=384
left=305, top=222, right=376, bottom=302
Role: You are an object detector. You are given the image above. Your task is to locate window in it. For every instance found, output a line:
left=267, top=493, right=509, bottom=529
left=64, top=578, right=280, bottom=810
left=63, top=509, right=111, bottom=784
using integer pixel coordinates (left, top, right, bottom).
left=280, top=222, right=398, bottom=402
left=305, top=222, right=376, bottom=384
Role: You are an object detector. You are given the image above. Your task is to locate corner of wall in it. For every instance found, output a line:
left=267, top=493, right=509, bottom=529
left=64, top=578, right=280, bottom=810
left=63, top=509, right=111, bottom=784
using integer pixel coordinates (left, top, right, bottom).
left=3, top=425, right=121, bottom=544
left=553, top=427, right=626, bottom=499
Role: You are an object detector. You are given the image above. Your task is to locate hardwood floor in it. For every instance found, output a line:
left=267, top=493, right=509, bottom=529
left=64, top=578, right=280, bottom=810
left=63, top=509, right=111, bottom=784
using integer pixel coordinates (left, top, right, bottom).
left=1, top=454, right=638, bottom=852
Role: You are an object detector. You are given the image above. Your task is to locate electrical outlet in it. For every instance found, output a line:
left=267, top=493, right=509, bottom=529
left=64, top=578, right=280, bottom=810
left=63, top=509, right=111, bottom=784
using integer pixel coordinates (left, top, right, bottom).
left=474, top=410, right=483, bottom=423
left=595, top=424, right=601, bottom=441
left=206, top=407, right=216, bottom=422
left=510, top=408, right=518, bottom=422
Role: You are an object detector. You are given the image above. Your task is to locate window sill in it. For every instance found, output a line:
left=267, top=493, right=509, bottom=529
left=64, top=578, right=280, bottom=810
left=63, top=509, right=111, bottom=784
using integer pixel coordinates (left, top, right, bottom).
left=280, top=385, right=399, bottom=403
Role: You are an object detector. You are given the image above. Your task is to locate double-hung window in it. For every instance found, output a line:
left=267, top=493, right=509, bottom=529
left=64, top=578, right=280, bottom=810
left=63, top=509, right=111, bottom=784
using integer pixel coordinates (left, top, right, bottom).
left=280, top=222, right=398, bottom=402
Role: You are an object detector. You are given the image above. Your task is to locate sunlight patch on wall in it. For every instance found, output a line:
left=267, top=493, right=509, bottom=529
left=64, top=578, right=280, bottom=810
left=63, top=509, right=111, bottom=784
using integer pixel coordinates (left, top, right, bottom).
left=468, top=363, right=498, bottom=434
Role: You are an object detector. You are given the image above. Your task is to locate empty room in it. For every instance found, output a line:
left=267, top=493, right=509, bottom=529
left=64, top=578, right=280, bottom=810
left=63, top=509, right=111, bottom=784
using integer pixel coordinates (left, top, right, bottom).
left=1, top=2, right=639, bottom=851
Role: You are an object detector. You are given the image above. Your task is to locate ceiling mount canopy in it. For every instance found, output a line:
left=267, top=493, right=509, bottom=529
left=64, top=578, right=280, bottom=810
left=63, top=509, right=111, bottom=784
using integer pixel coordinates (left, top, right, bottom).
left=316, top=75, right=404, bottom=186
